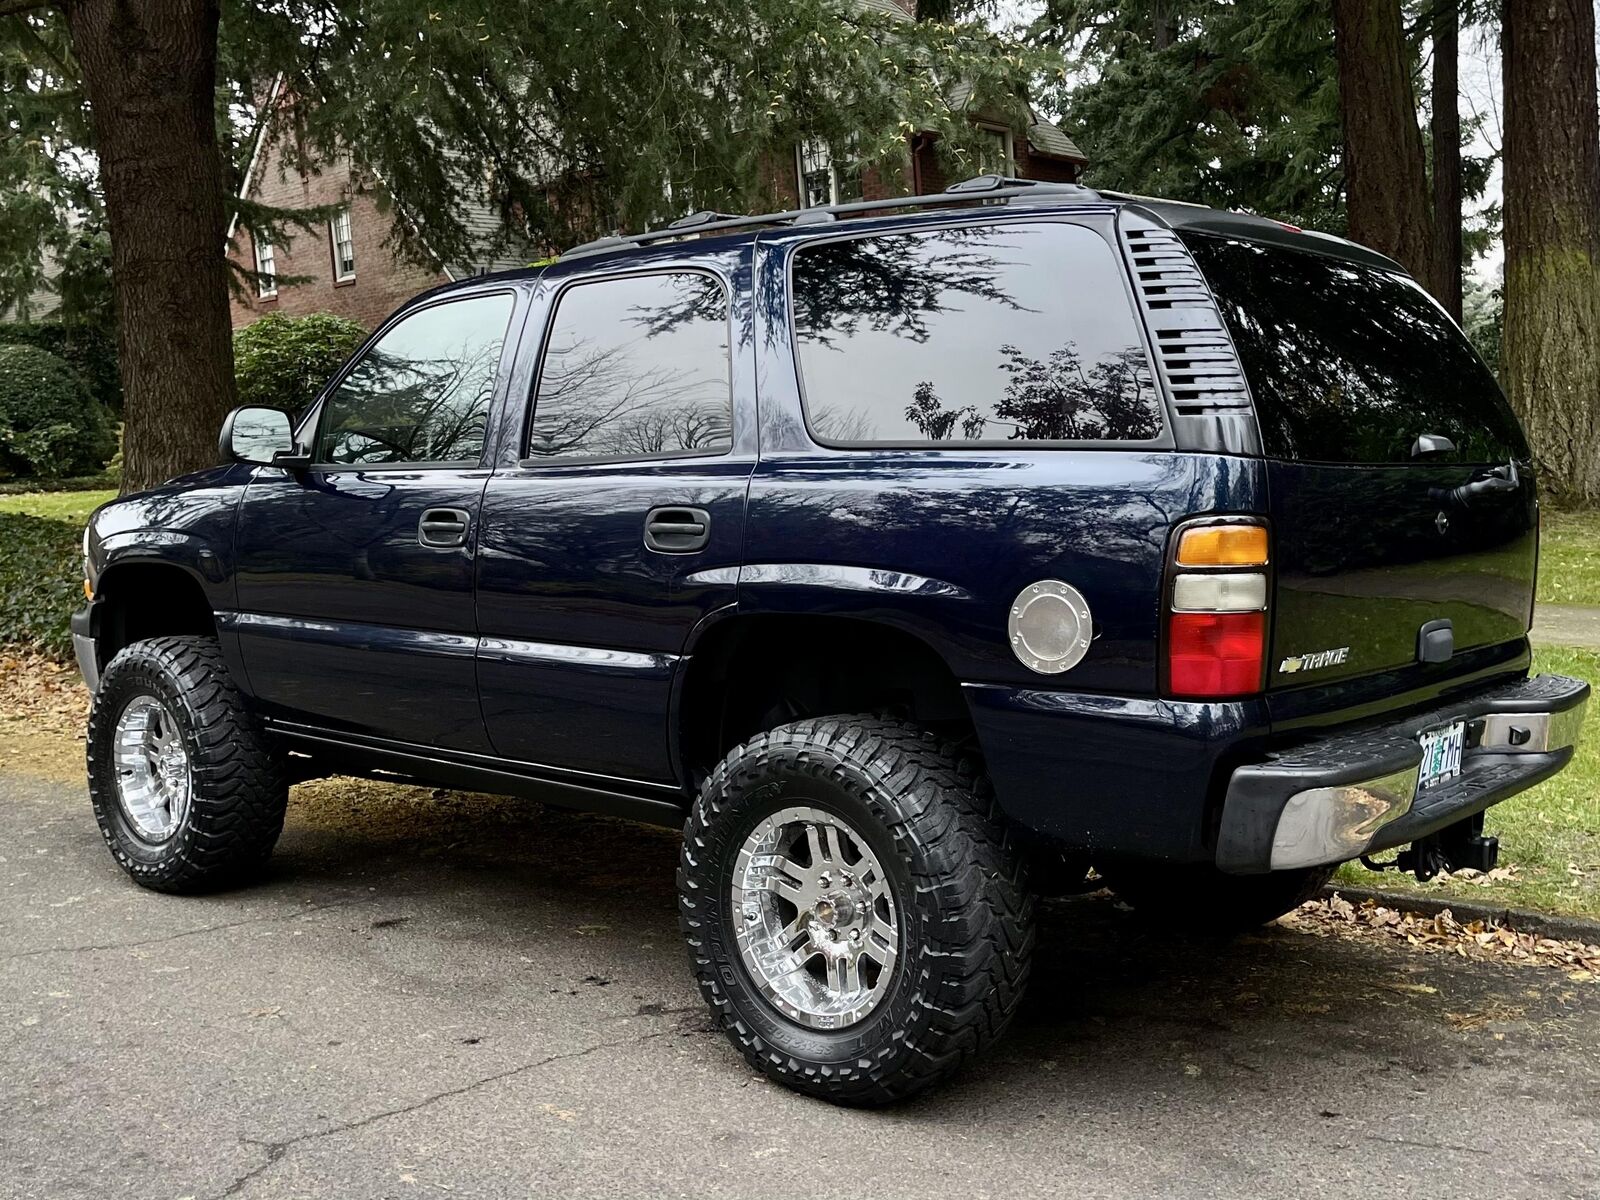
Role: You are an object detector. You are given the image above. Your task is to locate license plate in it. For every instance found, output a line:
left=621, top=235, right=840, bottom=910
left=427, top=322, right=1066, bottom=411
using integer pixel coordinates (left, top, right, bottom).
left=1418, top=720, right=1466, bottom=788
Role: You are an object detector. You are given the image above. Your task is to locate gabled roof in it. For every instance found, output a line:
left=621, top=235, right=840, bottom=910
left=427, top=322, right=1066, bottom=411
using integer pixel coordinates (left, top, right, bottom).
left=858, top=1, right=1085, bottom=163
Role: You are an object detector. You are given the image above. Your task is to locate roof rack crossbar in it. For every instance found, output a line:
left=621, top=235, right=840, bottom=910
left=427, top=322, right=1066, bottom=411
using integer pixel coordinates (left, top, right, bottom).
left=562, top=176, right=1102, bottom=258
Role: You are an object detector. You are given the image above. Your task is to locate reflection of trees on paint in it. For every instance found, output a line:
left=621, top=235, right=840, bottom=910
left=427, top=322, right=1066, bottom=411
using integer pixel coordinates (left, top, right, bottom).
left=903, top=343, right=1159, bottom=442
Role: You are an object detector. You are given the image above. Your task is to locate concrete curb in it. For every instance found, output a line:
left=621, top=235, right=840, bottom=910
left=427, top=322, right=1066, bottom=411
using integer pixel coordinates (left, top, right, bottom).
left=1321, top=883, right=1600, bottom=945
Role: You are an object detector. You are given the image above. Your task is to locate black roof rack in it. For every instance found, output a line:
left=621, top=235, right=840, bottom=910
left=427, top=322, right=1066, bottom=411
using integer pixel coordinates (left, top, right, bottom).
left=561, top=174, right=1102, bottom=259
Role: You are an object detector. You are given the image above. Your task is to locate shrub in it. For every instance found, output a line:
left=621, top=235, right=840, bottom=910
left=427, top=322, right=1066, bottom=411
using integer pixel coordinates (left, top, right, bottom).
left=0, top=320, right=121, bottom=413
left=0, top=511, right=82, bottom=659
left=0, top=344, right=117, bottom=479
left=234, top=312, right=367, bottom=418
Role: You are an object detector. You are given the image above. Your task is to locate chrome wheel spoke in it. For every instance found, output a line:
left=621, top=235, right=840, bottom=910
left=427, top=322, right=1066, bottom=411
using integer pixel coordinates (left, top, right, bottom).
left=731, top=805, right=900, bottom=1031
left=830, top=954, right=861, bottom=993
left=111, top=695, right=191, bottom=844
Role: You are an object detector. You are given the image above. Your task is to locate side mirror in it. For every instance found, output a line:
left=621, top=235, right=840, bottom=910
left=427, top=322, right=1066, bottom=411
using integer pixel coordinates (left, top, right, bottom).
left=1410, top=432, right=1458, bottom=459
left=218, top=406, right=308, bottom=469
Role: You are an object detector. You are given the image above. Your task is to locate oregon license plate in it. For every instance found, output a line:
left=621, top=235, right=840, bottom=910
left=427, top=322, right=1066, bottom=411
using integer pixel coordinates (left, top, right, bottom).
left=1418, top=720, right=1466, bottom=789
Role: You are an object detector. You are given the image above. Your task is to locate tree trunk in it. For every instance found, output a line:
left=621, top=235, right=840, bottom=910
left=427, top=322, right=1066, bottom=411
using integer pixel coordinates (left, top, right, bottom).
left=1430, top=0, right=1462, bottom=321
left=63, top=0, right=235, bottom=495
left=1152, top=1, right=1177, bottom=51
left=1333, top=0, right=1441, bottom=292
left=1502, top=0, right=1600, bottom=501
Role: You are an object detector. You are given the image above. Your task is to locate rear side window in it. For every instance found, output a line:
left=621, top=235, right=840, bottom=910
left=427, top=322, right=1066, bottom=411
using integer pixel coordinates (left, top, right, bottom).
left=790, top=222, right=1162, bottom=445
left=528, top=271, right=732, bottom=461
left=1183, top=234, right=1528, bottom=465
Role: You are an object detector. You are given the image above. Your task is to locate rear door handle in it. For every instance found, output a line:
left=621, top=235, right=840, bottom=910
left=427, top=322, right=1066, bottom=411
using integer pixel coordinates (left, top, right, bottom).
left=418, top=507, right=471, bottom=549
left=644, top=506, right=711, bottom=553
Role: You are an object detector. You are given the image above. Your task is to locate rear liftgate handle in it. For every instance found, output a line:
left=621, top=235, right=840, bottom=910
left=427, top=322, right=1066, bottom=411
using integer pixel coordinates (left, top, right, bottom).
left=644, top=506, right=711, bottom=553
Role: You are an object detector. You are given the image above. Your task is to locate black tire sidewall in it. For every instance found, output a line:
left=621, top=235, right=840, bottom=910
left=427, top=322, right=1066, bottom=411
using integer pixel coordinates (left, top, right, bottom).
left=86, top=637, right=285, bottom=891
left=691, top=741, right=935, bottom=1071
left=88, top=650, right=209, bottom=874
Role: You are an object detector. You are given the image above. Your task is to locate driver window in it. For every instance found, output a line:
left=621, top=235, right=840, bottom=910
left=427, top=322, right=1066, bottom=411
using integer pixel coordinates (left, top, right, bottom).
left=314, top=292, right=516, bottom=465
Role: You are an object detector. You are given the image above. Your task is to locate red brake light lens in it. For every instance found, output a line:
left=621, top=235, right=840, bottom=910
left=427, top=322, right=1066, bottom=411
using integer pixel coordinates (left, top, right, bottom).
left=1167, top=611, right=1265, bottom=698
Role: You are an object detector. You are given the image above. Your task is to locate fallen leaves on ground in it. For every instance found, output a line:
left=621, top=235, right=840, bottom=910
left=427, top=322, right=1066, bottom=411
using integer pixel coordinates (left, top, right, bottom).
left=1286, top=893, right=1600, bottom=982
left=0, top=649, right=88, bottom=739
left=1444, top=1003, right=1525, bottom=1032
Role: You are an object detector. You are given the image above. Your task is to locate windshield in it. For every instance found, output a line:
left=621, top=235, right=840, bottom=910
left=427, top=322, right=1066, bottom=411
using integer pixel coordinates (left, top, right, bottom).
left=1182, top=233, right=1528, bottom=465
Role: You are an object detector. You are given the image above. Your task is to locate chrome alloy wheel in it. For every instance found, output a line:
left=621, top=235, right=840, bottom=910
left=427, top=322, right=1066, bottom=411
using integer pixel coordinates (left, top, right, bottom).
left=731, top=806, right=900, bottom=1030
left=112, top=695, right=192, bottom=843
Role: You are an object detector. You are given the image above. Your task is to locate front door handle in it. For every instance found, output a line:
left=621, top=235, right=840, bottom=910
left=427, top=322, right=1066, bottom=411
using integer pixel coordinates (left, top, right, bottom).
left=644, top=506, right=711, bottom=553
left=419, top=507, right=471, bottom=549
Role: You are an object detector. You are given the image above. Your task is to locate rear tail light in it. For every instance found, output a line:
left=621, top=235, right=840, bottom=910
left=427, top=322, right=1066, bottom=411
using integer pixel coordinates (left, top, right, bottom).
left=1166, top=519, right=1269, bottom=699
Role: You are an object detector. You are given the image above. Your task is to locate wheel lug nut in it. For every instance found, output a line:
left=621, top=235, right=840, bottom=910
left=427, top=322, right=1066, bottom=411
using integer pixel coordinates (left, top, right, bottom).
left=849, top=929, right=861, bottom=943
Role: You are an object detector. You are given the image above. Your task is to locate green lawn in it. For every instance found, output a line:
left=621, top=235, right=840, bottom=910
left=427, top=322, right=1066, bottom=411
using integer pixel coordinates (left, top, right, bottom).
left=1538, top=508, right=1600, bottom=608
left=1335, top=642, right=1600, bottom=921
left=0, top=488, right=115, bottom=522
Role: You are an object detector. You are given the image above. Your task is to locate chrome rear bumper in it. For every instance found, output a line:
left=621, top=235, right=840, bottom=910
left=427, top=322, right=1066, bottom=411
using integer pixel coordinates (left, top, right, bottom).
left=1216, top=673, right=1589, bottom=874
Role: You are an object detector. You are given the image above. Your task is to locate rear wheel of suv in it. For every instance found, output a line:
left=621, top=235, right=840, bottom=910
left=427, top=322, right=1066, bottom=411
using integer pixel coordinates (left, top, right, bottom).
left=87, top=636, right=288, bottom=893
left=678, top=716, right=1034, bottom=1106
left=1103, top=862, right=1334, bottom=933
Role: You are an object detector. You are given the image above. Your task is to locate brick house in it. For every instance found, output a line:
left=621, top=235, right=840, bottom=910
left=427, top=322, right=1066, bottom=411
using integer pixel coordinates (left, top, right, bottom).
left=225, top=8, right=1086, bottom=331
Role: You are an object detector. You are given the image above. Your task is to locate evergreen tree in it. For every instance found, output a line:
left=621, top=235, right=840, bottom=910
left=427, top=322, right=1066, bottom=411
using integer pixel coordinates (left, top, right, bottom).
left=1033, top=0, right=1344, bottom=233
left=0, top=0, right=1038, bottom=492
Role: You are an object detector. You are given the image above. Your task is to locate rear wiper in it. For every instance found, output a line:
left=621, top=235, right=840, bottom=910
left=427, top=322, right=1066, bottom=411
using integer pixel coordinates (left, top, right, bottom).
left=1430, top=460, right=1520, bottom=509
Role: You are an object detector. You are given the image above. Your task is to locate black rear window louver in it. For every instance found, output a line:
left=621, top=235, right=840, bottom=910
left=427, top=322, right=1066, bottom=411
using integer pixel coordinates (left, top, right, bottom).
left=1118, top=218, right=1260, bottom=455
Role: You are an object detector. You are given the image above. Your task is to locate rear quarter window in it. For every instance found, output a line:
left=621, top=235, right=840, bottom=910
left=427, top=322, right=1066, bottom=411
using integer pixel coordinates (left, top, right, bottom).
left=1182, top=234, right=1528, bottom=465
left=790, top=222, right=1163, bottom=446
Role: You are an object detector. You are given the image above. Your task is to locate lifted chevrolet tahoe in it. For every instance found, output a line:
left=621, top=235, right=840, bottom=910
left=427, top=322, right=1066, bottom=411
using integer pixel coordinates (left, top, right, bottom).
left=74, top=175, right=1589, bottom=1104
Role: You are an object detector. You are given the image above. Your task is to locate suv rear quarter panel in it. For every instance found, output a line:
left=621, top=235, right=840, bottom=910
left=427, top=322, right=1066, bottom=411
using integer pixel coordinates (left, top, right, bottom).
left=748, top=216, right=1273, bottom=859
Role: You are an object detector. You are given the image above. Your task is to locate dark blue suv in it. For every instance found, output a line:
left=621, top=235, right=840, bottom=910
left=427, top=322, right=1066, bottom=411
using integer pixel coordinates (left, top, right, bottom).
left=74, top=177, right=1589, bottom=1103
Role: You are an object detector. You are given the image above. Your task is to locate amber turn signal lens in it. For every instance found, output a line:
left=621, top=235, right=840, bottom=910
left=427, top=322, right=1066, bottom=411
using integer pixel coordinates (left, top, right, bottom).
left=1176, top=524, right=1268, bottom=567
left=83, top=578, right=93, bottom=601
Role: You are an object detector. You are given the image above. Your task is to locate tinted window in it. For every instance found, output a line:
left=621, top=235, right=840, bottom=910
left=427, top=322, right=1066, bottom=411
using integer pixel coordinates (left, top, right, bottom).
left=528, top=272, right=731, bottom=460
left=791, top=223, right=1161, bottom=445
left=315, top=293, right=514, bottom=465
left=1183, top=234, right=1528, bottom=464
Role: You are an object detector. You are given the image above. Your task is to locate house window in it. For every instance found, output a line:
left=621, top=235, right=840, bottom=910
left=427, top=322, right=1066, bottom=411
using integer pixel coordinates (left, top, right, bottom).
left=254, top=236, right=277, bottom=298
left=330, top=208, right=356, bottom=281
left=976, top=125, right=1015, bottom=178
left=796, top=139, right=863, bottom=207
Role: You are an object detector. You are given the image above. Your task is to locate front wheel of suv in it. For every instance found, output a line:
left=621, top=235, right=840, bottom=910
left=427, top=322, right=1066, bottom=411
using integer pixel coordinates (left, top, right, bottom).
left=87, top=635, right=288, bottom=893
left=678, top=716, right=1034, bottom=1106
left=1103, top=861, right=1334, bottom=933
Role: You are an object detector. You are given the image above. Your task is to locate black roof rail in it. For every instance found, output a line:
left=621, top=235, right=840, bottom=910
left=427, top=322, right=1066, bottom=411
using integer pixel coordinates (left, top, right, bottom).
left=561, top=175, right=1102, bottom=259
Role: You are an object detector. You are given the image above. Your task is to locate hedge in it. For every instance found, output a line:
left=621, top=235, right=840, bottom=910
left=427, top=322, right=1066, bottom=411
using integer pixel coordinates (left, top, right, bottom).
left=0, top=512, right=82, bottom=660
left=0, top=320, right=121, bottom=414
left=234, top=312, right=367, bottom=418
left=0, top=344, right=118, bottom=479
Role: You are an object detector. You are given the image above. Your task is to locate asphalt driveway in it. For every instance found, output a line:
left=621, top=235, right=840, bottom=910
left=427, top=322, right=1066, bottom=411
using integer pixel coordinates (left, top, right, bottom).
left=3, top=769, right=1598, bottom=1200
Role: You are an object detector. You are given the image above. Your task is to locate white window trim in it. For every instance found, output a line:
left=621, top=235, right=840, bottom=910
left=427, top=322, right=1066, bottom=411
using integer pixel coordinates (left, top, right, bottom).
left=795, top=141, right=862, bottom=207
left=330, top=208, right=356, bottom=282
left=254, top=236, right=277, bottom=298
left=976, top=123, right=1017, bottom=179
